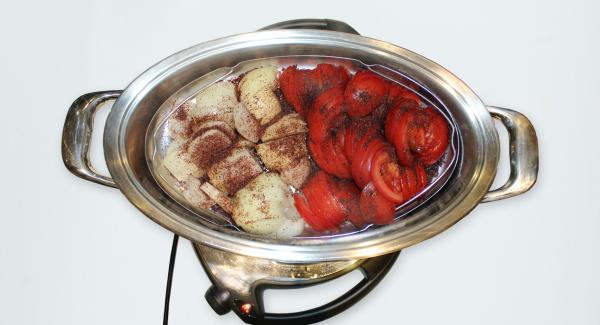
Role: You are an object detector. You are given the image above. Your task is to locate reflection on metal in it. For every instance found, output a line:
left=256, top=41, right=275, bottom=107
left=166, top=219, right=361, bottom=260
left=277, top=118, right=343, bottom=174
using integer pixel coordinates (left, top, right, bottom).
left=194, top=242, right=399, bottom=323
left=483, top=106, right=538, bottom=202
left=62, top=91, right=121, bottom=188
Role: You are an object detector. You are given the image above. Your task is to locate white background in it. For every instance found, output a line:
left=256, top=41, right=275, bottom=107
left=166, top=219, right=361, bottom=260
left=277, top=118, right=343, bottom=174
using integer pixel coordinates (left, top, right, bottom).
left=1, top=0, right=599, bottom=324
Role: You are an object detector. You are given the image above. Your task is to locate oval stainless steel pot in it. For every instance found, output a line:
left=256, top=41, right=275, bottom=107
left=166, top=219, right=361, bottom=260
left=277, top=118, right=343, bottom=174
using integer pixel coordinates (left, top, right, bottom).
left=62, top=19, right=538, bottom=324
left=62, top=20, right=538, bottom=263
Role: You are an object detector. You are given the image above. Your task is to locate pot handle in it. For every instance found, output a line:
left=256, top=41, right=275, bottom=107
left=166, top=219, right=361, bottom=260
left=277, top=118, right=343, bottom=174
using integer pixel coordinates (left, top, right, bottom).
left=61, top=91, right=122, bottom=188
left=259, top=18, right=360, bottom=35
left=230, top=252, right=398, bottom=325
left=483, top=106, right=538, bottom=202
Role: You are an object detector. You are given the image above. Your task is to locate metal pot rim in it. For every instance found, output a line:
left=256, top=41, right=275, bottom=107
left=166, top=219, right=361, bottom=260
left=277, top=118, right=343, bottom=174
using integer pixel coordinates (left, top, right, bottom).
left=103, top=29, right=499, bottom=262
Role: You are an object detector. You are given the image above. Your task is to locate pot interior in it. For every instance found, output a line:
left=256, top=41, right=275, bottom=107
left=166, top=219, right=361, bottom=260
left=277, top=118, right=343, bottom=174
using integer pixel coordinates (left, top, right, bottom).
left=145, top=55, right=460, bottom=239
left=104, top=30, right=497, bottom=261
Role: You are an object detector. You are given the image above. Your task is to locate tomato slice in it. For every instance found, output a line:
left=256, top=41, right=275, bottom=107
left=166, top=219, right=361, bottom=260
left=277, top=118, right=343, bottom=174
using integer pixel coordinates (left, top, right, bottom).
left=279, top=66, right=308, bottom=116
left=401, top=166, right=418, bottom=199
left=313, top=63, right=350, bottom=92
left=371, top=149, right=406, bottom=204
left=309, top=136, right=351, bottom=179
left=388, top=83, right=421, bottom=105
left=329, top=178, right=361, bottom=225
left=279, top=64, right=349, bottom=118
left=345, top=70, right=389, bottom=117
left=293, top=193, right=329, bottom=231
left=308, top=138, right=333, bottom=176
left=342, top=123, right=356, bottom=159
left=414, top=163, right=428, bottom=191
left=414, top=107, right=449, bottom=165
left=360, top=182, right=396, bottom=225
left=301, top=172, right=346, bottom=230
left=326, top=135, right=352, bottom=179
left=352, top=136, right=386, bottom=188
left=344, top=121, right=378, bottom=162
left=391, top=108, right=417, bottom=166
left=307, top=87, right=346, bottom=143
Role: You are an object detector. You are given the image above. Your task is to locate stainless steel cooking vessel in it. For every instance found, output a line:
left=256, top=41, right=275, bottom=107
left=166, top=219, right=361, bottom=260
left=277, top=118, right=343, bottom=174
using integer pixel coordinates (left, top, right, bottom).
left=62, top=19, right=538, bottom=324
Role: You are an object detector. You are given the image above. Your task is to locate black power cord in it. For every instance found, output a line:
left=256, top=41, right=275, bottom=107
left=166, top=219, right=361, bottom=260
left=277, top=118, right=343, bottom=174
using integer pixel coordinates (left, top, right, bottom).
left=163, top=234, right=179, bottom=325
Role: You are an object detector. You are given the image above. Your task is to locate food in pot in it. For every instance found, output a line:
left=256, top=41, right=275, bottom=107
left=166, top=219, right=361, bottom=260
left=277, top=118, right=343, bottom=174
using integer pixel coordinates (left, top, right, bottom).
left=162, top=67, right=307, bottom=237
left=281, top=64, right=450, bottom=230
left=233, top=173, right=305, bottom=237
left=160, top=62, right=450, bottom=237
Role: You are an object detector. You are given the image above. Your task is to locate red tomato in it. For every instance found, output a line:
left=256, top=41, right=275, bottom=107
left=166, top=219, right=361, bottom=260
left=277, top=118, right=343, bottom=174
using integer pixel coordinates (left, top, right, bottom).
left=342, top=123, right=357, bottom=159
left=385, top=99, right=418, bottom=145
left=312, top=63, right=350, bottom=91
left=296, top=171, right=364, bottom=231
left=359, top=183, right=396, bottom=225
left=279, top=64, right=349, bottom=117
left=279, top=66, right=309, bottom=116
left=386, top=106, right=450, bottom=167
left=301, top=172, right=346, bottom=230
left=401, top=166, right=418, bottom=198
left=320, top=136, right=352, bottom=179
left=293, top=193, right=326, bottom=230
left=388, top=82, right=421, bottom=105
left=371, top=149, right=406, bottom=204
left=307, top=87, right=346, bottom=143
left=308, top=139, right=336, bottom=179
left=414, top=163, right=428, bottom=191
left=390, top=108, right=417, bottom=166
left=343, top=121, right=378, bottom=162
left=329, top=178, right=362, bottom=226
left=345, top=70, right=389, bottom=117
left=351, top=136, right=386, bottom=189
left=412, top=107, right=449, bottom=165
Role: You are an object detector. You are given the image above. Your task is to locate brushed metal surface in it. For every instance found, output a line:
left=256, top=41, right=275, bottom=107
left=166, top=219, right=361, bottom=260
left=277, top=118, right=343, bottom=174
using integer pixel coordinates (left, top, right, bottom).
left=62, top=91, right=121, bottom=188
left=194, top=243, right=399, bottom=321
left=483, top=106, right=538, bottom=202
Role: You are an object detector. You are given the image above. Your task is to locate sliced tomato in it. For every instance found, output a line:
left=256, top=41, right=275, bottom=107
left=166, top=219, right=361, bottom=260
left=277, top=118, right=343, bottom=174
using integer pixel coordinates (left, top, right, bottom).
left=279, top=66, right=309, bottom=116
left=307, top=87, right=346, bottom=143
left=386, top=105, right=449, bottom=167
left=385, top=99, right=418, bottom=145
left=300, top=172, right=346, bottom=230
left=329, top=178, right=362, bottom=227
left=345, top=70, right=389, bottom=117
left=414, top=163, right=428, bottom=191
left=279, top=64, right=349, bottom=117
left=388, top=83, right=421, bottom=105
left=385, top=103, right=402, bottom=145
left=359, top=183, right=396, bottom=225
left=324, top=135, right=352, bottom=179
left=413, top=107, right=449, bottom=165
left=342, top=123, right=356, bottom=159
left=308, top=139, right=336, bottom=179
left=344, top=121, right=378, bottom=162
left=371, top=149, right=406, bottom=203
left=391, top=108, right=417, bottom=166
left=351, top=136, right=386, bottom=189
left=313, top=63, right=350, bottom=91
left=293, top=193, right=330, bottom=231
left=401, top=166, right=418, bottom=199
